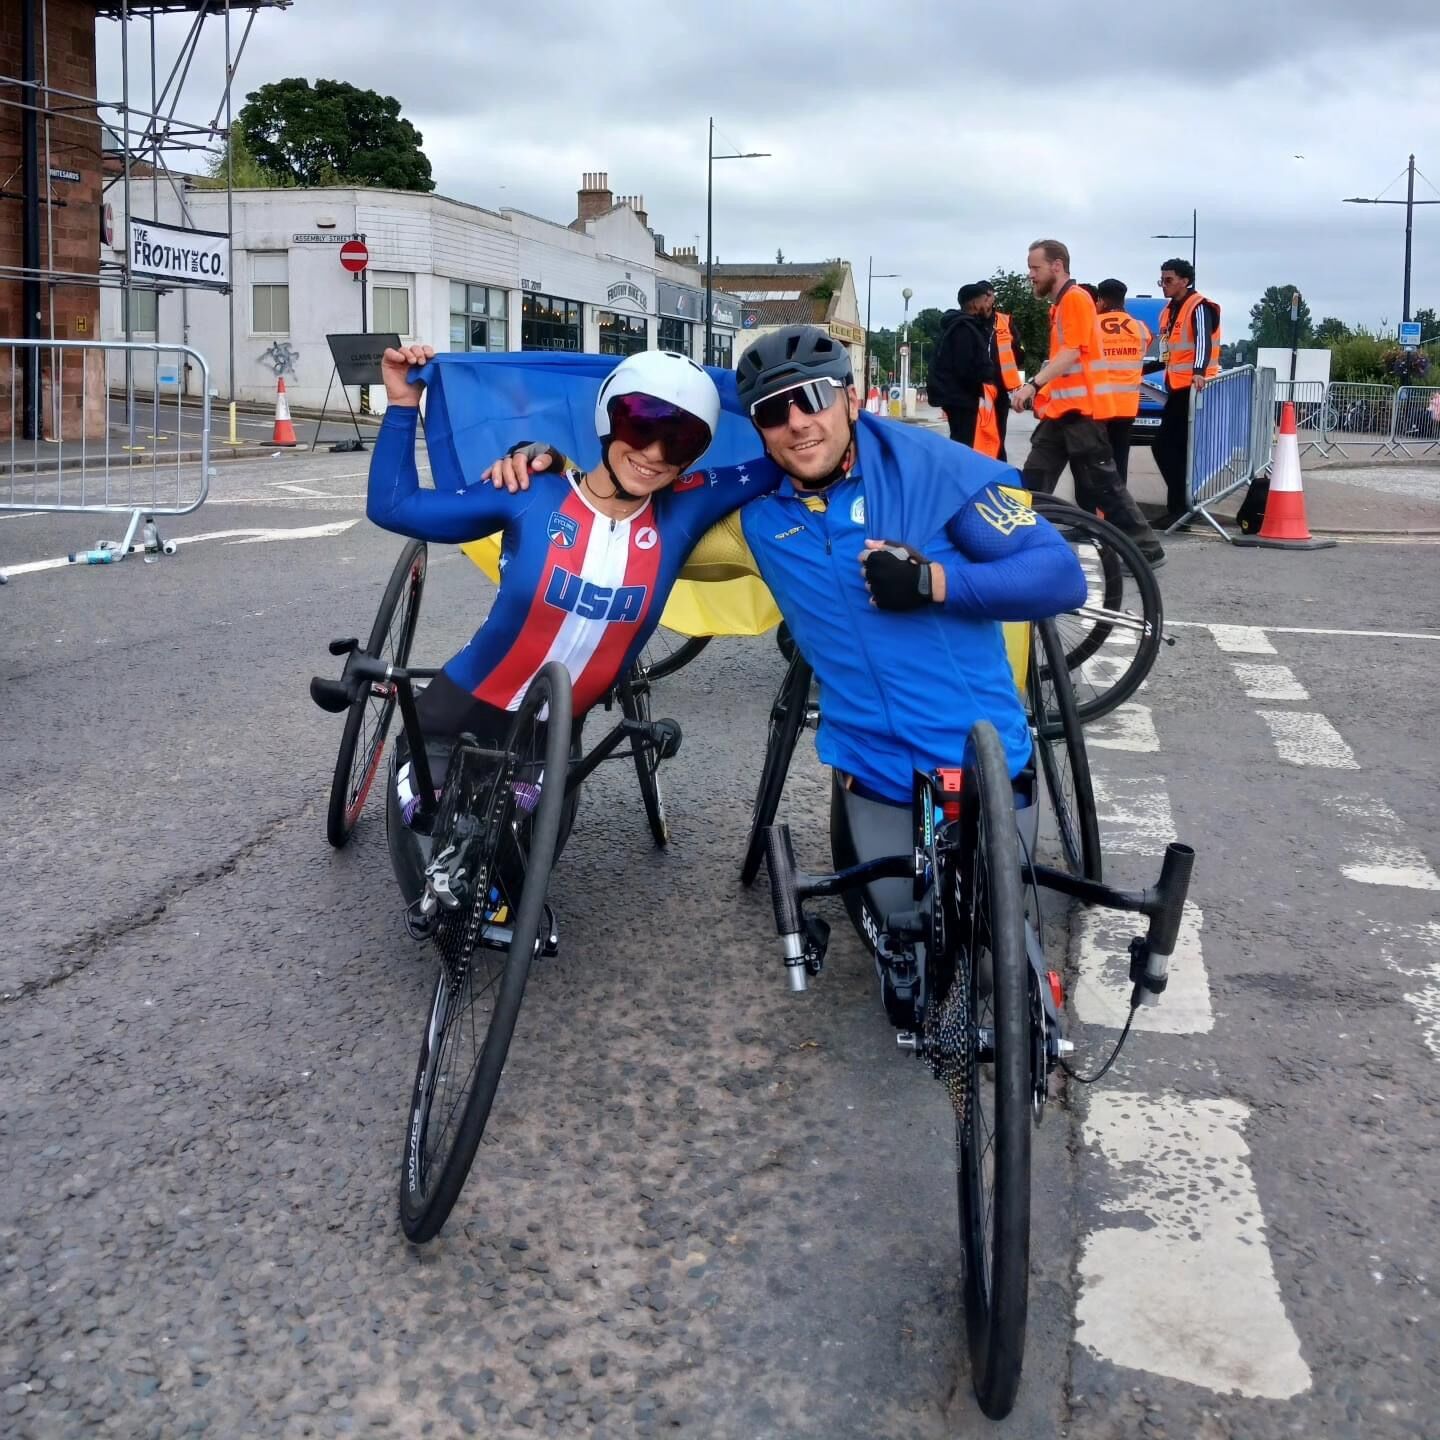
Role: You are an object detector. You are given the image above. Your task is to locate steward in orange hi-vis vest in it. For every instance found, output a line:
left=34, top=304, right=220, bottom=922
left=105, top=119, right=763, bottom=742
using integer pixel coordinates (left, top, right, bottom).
left=1094, top=311, right=1152, bottom=421
left=1158, top=290, right=1221, bottom=391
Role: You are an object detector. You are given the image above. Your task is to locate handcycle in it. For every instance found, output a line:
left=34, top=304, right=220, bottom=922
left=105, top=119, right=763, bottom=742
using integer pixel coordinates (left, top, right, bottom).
left=759, top=721, right=1194, bottom=1418
left=311, top=541, right=685, bottom=1242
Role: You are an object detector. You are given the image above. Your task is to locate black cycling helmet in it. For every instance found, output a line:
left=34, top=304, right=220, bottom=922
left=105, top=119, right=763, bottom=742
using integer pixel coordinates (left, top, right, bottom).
left=734, top=324, right=854, bottom=412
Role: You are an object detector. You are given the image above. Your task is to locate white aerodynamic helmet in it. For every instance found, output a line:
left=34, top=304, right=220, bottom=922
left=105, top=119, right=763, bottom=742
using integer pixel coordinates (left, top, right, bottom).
left=594, top=349, right=721, bottom=470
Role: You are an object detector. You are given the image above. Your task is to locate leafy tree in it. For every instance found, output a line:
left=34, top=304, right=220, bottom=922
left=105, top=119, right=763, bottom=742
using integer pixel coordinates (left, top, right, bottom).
left=1411, top=306, right=1438, bottom=340
left=238, top=78, right=434, bottom=191
left=1248, top=285, right=1313, bottom=348
left=1327, top=328, right=1388, bottom=383
left=1315, top=316, right=1351, bottom=345
left=988, top=269, right=1050, bottom=377
left=195, top=126, right=286, bottom=189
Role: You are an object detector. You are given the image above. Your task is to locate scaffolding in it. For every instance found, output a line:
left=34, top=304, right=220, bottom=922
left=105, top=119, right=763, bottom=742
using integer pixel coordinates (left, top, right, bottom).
left=1, top=0, right=290, bottom=436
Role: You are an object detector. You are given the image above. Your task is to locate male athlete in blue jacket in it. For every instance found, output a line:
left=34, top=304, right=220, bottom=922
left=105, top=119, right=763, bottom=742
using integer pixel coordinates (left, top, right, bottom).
left=728, top=325, right=1086, bottom=805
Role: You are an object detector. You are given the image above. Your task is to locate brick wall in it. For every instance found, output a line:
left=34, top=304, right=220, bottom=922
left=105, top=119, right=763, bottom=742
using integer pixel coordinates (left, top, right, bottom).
left=0, top=0, right=103, bottom=441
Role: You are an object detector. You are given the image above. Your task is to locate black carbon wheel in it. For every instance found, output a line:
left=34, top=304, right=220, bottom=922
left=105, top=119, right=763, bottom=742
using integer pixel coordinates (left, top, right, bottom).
left=1031, top=496, right=1163, bottom=724
left=326, top=540, right=426, bottom=848
left=637, top=630, right=710, bottom=682
left=955, top=721, right=1031, bottom=1420
left=621, top=671, right=668, bottom=846
left=399, top=662, right=572, bottom=1244
left=1028, top=618, right=1102, bottom=882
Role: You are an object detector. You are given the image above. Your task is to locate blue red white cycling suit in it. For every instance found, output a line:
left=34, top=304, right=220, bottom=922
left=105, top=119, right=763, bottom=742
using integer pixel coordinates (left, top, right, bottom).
left=367, top=406, right=778, bottom=716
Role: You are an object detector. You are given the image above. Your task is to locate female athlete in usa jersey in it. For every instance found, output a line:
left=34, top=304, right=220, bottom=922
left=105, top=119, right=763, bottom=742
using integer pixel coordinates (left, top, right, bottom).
left=367, top=343, right=776, bottom=861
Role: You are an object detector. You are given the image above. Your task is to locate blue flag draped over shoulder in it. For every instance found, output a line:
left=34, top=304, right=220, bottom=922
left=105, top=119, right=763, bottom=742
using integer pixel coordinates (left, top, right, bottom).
left=413, top=351, right=767, bottom=489
left=408, top=351, right=1025, bottom=640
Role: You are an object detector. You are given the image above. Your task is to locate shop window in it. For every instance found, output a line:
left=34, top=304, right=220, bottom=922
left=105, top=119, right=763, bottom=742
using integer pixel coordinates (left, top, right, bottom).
left=521, top=292, right=582, bottom=352
left=449, top=282, right=508, bottom=352
left=597, top=310, right=647, bottom=357
left=657, top=316, right=690, bottom=356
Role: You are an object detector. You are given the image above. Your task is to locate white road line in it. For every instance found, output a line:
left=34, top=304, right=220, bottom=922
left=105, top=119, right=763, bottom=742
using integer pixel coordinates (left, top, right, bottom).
left=1326, top=797, right=1440, bottom=890
left=1172, top=621, right=1440, bottom=643
left=1087, top=702, right=1160, bottom=753
left=1257, top=710, right=1358, bottom=768
left=1089, top=773, right=1181, bottom=854
left=1075, top=900, right=1212, bottom=1033
left=1371, top=919, right=1440, bottom=1061
left=1077, top=773, right=1210, bottom=1030
left=1077, top=1091, right=1311, bottom=1400
left=1208, top=624, right=1277, bottom=654
left=1231, top=662, right=1309, bottom=701
left=0, top=519, right=359, bottom=578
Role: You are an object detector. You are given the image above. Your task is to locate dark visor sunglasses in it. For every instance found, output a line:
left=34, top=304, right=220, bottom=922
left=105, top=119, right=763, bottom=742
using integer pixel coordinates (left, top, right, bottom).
left=749, top=377, right=845, bottom=430
left=607, top=393, right=712, bottom=468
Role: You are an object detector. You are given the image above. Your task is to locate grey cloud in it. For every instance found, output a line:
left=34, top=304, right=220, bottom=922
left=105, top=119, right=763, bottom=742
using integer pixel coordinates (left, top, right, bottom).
left=99, top=2, right=1440, bottom=331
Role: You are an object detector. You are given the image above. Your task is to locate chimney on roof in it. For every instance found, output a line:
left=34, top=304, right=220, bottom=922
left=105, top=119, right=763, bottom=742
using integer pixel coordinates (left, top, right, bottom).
left=671, top=245, right=698, bottom=266
left=577, top=171, right=613, bottom=224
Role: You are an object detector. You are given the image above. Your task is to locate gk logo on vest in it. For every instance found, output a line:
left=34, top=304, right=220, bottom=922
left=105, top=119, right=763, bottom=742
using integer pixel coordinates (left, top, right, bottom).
left=544, top=567, right=648, bottom=622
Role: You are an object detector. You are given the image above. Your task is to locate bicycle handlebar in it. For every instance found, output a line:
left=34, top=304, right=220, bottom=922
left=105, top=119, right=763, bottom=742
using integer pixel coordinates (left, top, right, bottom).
left=1130, top=842, right=1194, bottom=1004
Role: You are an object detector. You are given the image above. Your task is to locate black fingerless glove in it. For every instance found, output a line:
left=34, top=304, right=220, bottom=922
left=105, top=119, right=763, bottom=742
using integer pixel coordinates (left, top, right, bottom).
left=862, top=543, right=932, bottom=611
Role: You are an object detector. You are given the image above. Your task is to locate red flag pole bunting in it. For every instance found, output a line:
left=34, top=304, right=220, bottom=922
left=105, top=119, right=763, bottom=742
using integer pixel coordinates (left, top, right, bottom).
left=1233, top=402, right=1336, bottom=551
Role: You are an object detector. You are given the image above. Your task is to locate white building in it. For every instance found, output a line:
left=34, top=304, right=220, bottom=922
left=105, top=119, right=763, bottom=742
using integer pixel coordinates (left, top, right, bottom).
left=100, top=172, right=742, bottom=410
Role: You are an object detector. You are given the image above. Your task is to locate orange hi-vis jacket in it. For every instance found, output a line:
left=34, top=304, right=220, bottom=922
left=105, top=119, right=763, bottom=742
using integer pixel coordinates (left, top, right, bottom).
left=1158, top=290, right=1222, bottom=390
left=994, top=312, right=1022, bottom=391
left=975, top=386, right=1002, bottom=458
left=1035, top=279, right=1103, bottom=420
left=1093, top=311, right=1152, bottom=421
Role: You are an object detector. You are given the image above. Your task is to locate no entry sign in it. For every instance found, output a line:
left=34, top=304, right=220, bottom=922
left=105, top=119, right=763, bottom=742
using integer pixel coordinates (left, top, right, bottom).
left=339, top=240, right=369, bottom=274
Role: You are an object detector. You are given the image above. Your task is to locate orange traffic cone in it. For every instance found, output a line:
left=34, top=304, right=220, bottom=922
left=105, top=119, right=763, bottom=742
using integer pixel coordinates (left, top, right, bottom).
left=1234, top=402, right=1335, bottom=551
left=271, top=377, right=298, bottom=447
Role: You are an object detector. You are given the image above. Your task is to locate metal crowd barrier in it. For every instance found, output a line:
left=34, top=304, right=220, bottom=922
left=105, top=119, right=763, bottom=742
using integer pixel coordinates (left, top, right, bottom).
left=1183, top=365, right=1262, bottom=537
left=1383, top=385, right=1440, bottom=460
left=1321, top=381, right=1398, bottom=461
left=2, top=338, right=211, bottom=564
left=1272, top=378, right=1328, bottom=457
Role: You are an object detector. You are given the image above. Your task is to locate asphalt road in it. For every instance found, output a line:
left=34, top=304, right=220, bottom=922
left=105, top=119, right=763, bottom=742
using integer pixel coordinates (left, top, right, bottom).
left=2, top=449, right=1439, bottom=1438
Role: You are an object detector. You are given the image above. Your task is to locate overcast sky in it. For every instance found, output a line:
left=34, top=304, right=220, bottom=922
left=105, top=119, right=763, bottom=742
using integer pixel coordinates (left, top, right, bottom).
left=99, top=0, right=1440, bottom=335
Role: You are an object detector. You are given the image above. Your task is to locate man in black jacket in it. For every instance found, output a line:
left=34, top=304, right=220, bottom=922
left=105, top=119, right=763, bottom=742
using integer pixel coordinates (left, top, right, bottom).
left=927, top=283, right=996, bottom=445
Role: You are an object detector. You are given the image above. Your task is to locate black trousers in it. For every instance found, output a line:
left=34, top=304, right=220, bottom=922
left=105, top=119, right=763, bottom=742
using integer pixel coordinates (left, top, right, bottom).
left=1155, top=387, right=1191, bottom=514
left=995, top=400, right=1010, bottom=463
left=1105, top=417, right=1133, bottom=488
left=946, top=407, right=978, bottom=446
left=1020, top=414, right=1154, bottom=537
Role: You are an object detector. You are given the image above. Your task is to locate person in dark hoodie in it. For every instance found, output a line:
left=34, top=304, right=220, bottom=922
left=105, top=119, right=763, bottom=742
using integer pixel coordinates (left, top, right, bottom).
left=927, top=283, right=997, bottom=446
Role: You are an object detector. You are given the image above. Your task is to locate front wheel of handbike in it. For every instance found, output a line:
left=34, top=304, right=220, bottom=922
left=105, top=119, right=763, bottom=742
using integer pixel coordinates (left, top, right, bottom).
left=956, top=720, right=1031, bottom=1419
left=399, top=661, right=573, bottom=1243
left=326, top=539, right=427, bottom=848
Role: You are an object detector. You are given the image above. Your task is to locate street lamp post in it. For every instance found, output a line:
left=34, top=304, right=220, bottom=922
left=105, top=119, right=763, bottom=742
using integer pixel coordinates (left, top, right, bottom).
left=705, top=117, right=769, bottom=365
left=862, top=256, right=899, bottom=398
left=1151, top=208, right=1198, bottom=270
left=1344, top=154, right=1440, bottom=325
left=900, top=286, right=913, bottom=414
